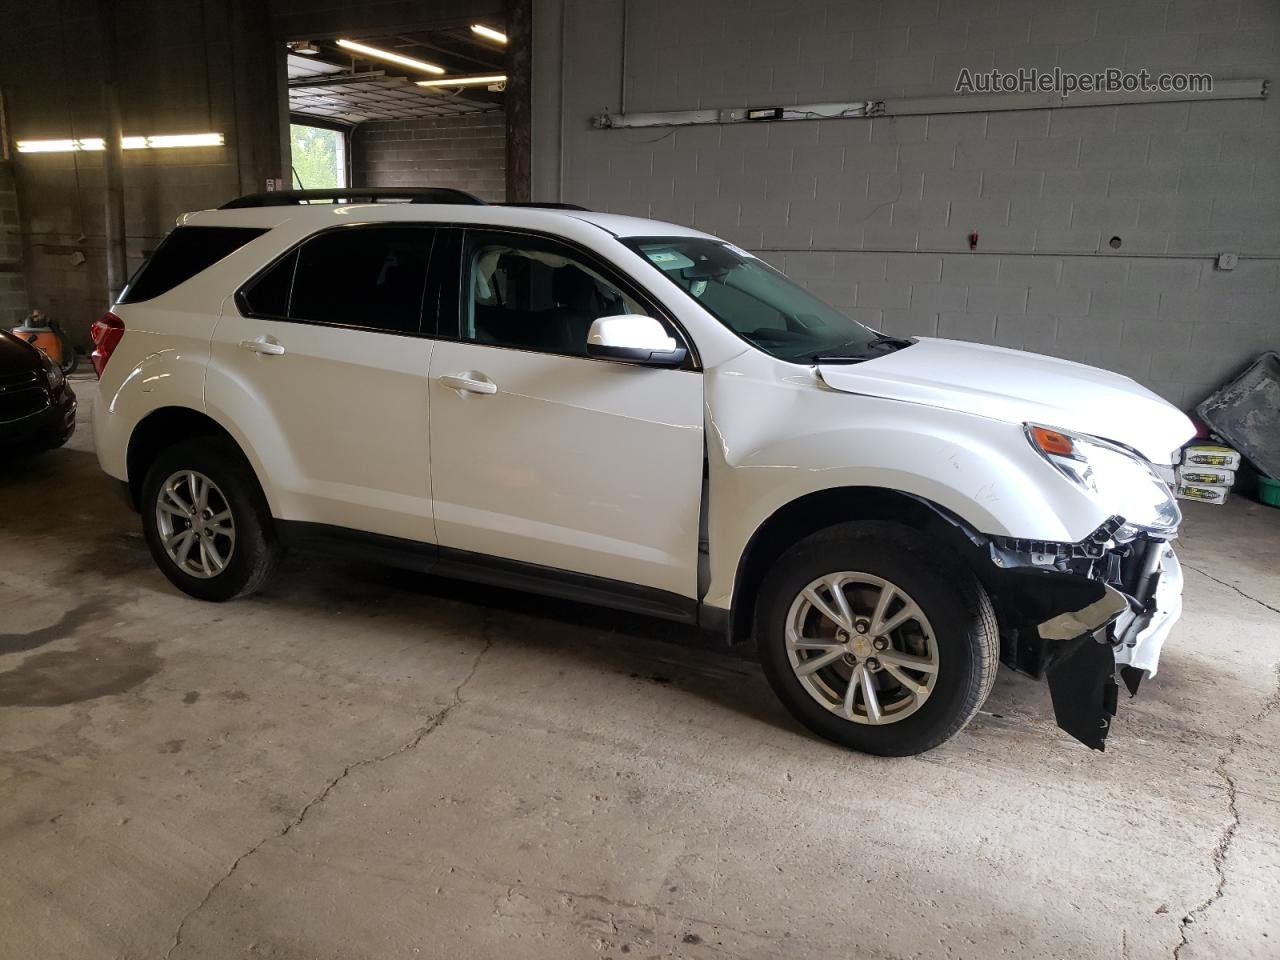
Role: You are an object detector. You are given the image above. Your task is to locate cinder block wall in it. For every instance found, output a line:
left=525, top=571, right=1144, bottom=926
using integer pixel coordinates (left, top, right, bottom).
left=0, top=163, right=27, bottom=327
left=0, top=0, right=283, bottom=350
left=353, top=114, right=507, bottom=202
left=533, top=0, right=1280, bottom=409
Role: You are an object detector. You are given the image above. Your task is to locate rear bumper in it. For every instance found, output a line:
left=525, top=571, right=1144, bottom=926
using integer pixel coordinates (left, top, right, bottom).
left=92, top=379, right=129, bottom=481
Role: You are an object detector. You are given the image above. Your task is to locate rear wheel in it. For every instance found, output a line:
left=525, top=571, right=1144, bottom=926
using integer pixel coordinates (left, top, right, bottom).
left=140, top=438, right=280, bottom=601
left=757, top=522, right=998, bottom=756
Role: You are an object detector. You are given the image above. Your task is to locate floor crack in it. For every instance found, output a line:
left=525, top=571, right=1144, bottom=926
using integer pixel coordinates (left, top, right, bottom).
left=1173, top=663, right=1280, bottom=959
left=163, top=624, right=497, bottom=959
left=1181, top=563, right=1280, bottom=617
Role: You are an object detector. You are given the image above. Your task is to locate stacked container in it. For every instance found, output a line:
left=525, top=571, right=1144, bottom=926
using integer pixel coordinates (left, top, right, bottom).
left=1176, top=444, right=1241, bottom=505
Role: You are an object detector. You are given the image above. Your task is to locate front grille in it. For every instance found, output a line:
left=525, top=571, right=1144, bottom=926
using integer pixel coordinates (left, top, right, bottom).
left=0, top=372, right=48, bottom=422
left=0, top=369, right=39, bottom=390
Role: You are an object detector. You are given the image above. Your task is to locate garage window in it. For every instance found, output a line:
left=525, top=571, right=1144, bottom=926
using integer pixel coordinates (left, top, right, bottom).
left=290, top=123, right=347, bottom=189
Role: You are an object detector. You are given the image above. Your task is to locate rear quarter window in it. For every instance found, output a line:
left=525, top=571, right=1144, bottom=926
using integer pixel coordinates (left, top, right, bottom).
left=120, top=226, right=267, bottom=303
left=240, top=250, right=297, bottom=318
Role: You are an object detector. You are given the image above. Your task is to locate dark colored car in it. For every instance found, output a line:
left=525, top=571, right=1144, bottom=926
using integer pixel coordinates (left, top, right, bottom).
left=0, top=328, right=76, bottom=453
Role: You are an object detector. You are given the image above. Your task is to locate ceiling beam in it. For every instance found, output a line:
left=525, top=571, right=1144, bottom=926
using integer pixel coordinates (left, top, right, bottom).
left=288, top=70, right=387, bottom=88
left=392, top=33, right=500, bottom=71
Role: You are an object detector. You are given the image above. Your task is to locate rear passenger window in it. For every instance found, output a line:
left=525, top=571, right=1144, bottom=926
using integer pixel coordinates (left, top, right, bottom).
left=240, top=250, right=296, bottom=318
left=121, top=226, right=266, bottom=303
left=289, top=227, right=434, bottom=334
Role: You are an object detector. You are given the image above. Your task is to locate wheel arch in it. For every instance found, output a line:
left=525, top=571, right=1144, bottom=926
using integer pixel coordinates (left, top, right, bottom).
left=726, top=486, right=991, bottom=645
left=125, top=406, right=251, bottom=510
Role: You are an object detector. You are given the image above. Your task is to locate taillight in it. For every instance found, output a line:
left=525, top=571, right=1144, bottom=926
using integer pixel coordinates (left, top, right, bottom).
left=90, top=311, right=125, bottom=378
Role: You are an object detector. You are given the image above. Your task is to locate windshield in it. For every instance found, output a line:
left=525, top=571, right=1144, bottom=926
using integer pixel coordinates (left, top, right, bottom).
left=624, top=237, right=907, bottom=363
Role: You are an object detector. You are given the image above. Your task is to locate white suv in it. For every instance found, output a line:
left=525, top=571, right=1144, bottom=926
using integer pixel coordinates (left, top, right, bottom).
left=92, top=189, right=1193, bottom=756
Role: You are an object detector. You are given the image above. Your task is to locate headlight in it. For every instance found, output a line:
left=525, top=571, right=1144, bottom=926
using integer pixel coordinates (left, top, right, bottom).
left=43, top=358, right=65, bottom=392
left=1026, top=424, right=1181, bottom=537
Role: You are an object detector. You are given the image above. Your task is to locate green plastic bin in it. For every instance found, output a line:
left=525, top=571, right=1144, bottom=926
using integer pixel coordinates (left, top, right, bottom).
left=1260, top=475, right=1280, bottom=509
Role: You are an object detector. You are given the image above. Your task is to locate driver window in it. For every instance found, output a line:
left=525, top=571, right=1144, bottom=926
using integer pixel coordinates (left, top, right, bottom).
left=464, top=233, right=650, bottom=357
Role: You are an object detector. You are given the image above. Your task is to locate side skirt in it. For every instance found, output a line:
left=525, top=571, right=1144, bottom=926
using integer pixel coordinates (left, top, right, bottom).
left=276, top=521, right=701, bottom=626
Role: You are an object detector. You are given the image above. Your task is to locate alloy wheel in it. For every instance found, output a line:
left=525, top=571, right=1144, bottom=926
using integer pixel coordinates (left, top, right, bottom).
left=785, top=572, right=939, bottom=725
left=155, top=470, right=236, bottom=579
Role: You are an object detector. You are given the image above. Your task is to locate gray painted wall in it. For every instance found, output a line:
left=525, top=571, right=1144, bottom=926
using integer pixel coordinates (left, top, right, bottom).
left=0, top=0, right=283, bottom=348
left=0, top=163, right=26, bottom=327
left=0, top=0, right=500, bottom=348
left=532, top=0, right=1280, bottom=410
left=353, top=113, right=507, bottom=202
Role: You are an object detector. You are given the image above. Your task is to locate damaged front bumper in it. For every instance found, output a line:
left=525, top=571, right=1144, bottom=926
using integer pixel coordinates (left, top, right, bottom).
left=1036, top=542, right=1182, bottom=750
left=980, top=521, right=1183, bottom=751
left=1113, top=548, right=1183, bottom=679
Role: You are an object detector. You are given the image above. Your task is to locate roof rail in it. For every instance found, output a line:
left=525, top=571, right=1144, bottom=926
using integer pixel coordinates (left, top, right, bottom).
left=220, top=188, right=487, bottom=209
left=497, top=201, right=591, bottom=211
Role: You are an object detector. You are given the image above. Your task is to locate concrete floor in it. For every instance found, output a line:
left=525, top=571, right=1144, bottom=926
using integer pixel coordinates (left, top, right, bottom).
left=1, top=382, right=1278, bottom=960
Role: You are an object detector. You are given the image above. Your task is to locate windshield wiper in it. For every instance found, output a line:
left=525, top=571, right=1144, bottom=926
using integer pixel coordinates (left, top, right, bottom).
left=811, top=334, right=914, bottom=364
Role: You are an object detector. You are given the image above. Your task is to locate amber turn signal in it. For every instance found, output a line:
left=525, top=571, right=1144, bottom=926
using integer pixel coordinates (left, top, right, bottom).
left=1029, top=425, right=1075, bottom=457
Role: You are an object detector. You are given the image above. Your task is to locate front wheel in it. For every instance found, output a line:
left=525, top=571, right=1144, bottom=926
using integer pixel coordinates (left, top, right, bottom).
left=140, top=437, right=281, bottom=601
left=757, top=522, right=998, bottom=756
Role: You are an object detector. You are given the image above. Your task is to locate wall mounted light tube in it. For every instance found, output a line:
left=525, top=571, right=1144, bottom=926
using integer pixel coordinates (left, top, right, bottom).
left=131, top=133, right=224, bottom=148
left=593, top=79, right=1269, bottom=130
left=16, top=133, right=224, bottom=153
left=16, top=138, right=105, bottom=152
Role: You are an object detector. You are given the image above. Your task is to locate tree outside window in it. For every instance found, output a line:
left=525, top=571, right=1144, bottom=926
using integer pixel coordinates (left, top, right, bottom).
left=290, top=124, right=347, bottom=190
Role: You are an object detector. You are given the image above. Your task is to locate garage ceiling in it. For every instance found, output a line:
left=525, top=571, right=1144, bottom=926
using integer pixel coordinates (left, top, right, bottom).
left=287, top=27, right=506, bottom=125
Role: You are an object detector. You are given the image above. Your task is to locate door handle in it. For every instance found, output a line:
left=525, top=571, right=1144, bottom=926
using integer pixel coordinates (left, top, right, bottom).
left=439, top=373, right=497, bottom=395
left=239, top=336, right=286, bottom=356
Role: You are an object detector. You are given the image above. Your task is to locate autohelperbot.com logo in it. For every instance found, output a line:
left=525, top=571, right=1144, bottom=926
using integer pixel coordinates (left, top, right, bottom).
left=955, top=66, right=1213, bottom=98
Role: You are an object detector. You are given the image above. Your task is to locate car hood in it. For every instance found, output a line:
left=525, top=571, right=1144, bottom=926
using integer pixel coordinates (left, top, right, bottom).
left=0, top=329, right=42, bottom=373
left=817, top=337, right=1194, bottom=464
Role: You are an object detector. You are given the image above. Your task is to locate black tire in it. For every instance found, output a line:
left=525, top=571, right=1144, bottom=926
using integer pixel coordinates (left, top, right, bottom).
left=140, top=436, right=281, bottom=601
left=757, top=521, right=998, bottom=756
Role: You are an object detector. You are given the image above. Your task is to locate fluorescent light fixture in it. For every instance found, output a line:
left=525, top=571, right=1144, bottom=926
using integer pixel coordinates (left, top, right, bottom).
left=470, top=24, right=508, bottom=44
left=336, top=38, right=444, bottom=75
left=417, top=74, right=507, bottom=88
left=135, top=133, right=224, bottom=149
left=16, top=138, right=105, bottom=153
left=17, top=134, right=223, bottom=153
